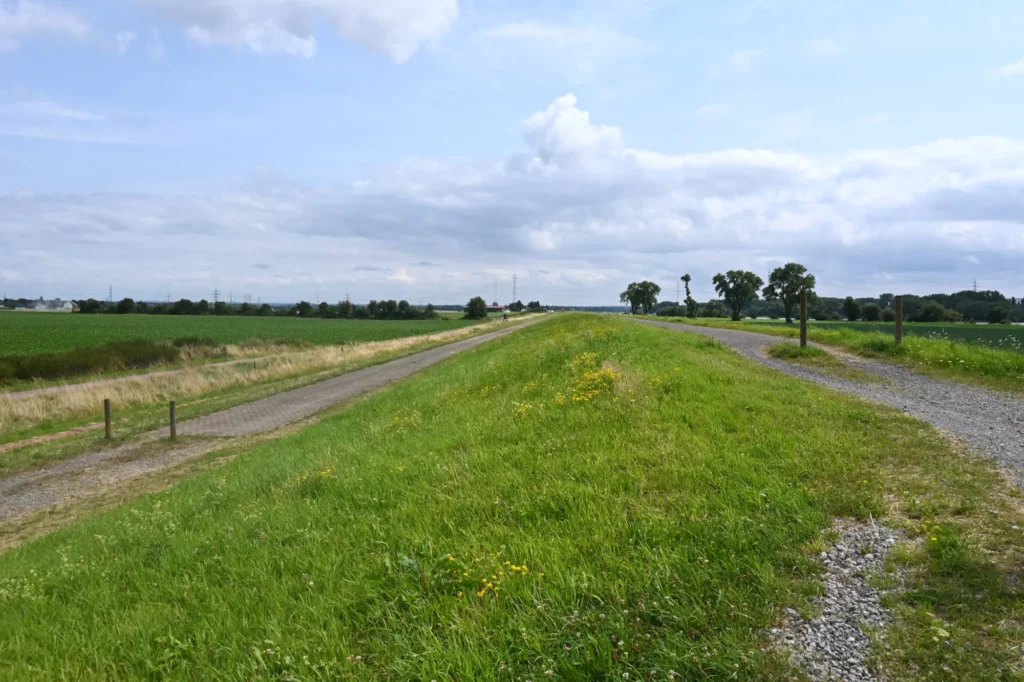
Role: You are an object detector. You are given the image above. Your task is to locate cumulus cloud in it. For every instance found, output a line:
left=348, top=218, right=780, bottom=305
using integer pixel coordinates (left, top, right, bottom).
left=137, top=0, right=458, bottom=61
left=115, top=30, right=137, bottom=54
left=0, top=0, right=90, bottom=50
left=4, top=95, right=1024, bottom=302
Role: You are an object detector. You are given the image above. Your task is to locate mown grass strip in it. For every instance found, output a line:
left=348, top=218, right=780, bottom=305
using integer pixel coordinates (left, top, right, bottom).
left=0, top=315, right=1021, bottom=680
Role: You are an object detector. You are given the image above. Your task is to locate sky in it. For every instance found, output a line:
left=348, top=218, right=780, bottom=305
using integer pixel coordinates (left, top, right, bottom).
left=2, top=0, right=1024, bottom=306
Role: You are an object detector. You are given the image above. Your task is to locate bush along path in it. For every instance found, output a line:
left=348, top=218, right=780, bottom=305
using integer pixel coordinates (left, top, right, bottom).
left=637, top=319, right=1024, bottom=488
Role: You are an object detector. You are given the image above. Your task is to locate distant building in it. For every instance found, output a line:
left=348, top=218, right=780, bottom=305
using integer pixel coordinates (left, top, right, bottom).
left=62, top=301, right=76, bottom=311
left=486, top=302, right=507, bottom=313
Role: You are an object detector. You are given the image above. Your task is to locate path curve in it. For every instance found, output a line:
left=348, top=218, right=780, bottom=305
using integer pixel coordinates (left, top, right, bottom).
left=637, top=319, right=1024, bottom=487
left=0, top=319, right=538, bottom=526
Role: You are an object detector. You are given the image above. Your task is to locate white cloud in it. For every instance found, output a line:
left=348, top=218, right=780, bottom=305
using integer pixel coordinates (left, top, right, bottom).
left=695, top=102, right=731, bottom=117
left=4, top=96, right=1024, bottom=302
left=115, top=30, right=138, bottom=54
left=137, top=0, right=458, bottom=62
left=0, top=0, right=90, bottom=50
left=720, top=48, right=764, bottom=74
left=992, top=58, right=1024, bottom=79
left=804, top=38, right=840, bottom=56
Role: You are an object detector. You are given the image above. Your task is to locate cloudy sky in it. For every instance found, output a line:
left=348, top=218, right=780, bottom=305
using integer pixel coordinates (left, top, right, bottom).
left=2, top=0, right=1024, bottom=305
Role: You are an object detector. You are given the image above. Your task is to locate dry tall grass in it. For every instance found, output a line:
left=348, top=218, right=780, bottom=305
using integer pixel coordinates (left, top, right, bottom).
left=0, top=322, right=499, bottom=434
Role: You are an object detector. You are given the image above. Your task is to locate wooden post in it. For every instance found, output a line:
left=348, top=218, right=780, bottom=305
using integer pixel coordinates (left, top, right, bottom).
left=799, top=289, right=809, bottom=348
left=169, top=400, right=177, bottom=440
left=894, top=296, right=904, bottom=345
left=104, top=399, right=112, bottom=439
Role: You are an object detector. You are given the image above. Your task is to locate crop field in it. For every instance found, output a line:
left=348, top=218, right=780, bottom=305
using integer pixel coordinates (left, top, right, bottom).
left=0, top=312, right=482, bottom=357
left=1, top=314, right=1021, bottom=680
left=741, top=318, right=1024, bottom=351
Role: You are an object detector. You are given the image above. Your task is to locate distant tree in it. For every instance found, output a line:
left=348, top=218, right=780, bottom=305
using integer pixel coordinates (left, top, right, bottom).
left=882, top=308, right=897, bottom=322
left=465, top=296, right=488, bottom=319
left=509, top=300, right=525, bottom=312
left=172, top=299, right=196, bottom=315
left=712, top=270, right=764, bottom=321
left=861, top=303, right=882, bottom=322
left=912, top=300, right=954, bottom=323
left=988, top=307, right=1010, bottom=324
left=526, top=300, right=542, bottom=312
left=398, top=300, right=410, bottom=314
left=115, top=297, right=135, bottom=314
left=76, top=298, right=105, bottom=314
left=238, top=302, right=252, bottom=315
left=337, top=300, right=354, bottom=318
left=619, top=281, right=661, bottom=315
left=258, top=303, right=273, bottom=316
left=213, top=301, right=231, bottom=316
left=366, top=300, right=378, bottom=318
left=879, top=293, right=895, bottom=309
left=295, top=301, right=313, bottom=317
left=700, top=300, right=729, bottom=318
left=423, top=303, right=438, bottom=319
left=681, top=274, right=698, bottom=318
left=316, top=302, right=330, bottom=317
left=762, top=262, right=816, bottom=324
left=842, top=297, right=861, bottom=321
left=380, top=299, right=398, bottom=317
left=196, top=299, right=210, bottom=315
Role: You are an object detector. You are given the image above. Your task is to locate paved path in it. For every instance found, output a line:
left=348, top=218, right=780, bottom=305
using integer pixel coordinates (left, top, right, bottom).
left=0, top=319, right=537, bottom=527
left=637, top=319, right=1024, bottom=487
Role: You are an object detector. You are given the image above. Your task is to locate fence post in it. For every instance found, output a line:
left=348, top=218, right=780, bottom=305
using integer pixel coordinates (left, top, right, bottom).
left=104, top=398, right=112, bottom=440
left=799, top=289, right=808, bottom=348
left=894, top=296, right=904, bottom=345
left=169, top=400, right=176, bottom=440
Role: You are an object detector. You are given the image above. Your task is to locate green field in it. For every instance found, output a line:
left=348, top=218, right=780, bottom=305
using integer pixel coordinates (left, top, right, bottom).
left=740, top=318, right=1024, bottom=351
left=0, top=312, right=482, bottom=357
left=2, top=315, right=1021, bottom=680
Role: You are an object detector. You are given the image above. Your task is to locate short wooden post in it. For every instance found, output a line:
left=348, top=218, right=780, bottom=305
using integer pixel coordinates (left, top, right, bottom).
left=894, top=296, right=904, bottom=345
left=799, top=289, right=809, bottom=348
left=169, top=400, right=176, bottom=440
left=104, top=399, right=112, bottom=440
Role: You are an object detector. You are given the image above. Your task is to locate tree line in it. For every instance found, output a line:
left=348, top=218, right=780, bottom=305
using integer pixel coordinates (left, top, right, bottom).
left=73, top=297, right=442, bottom=320
left=623, top=265, right=1024, bottom=324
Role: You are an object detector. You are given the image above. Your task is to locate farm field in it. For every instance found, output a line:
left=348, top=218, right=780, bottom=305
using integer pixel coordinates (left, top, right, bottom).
left=0, top=311, right=482, bottom=357
left=1, top=314, right=1021, bottom=680
left=735, top=318, right=1024, bottom=350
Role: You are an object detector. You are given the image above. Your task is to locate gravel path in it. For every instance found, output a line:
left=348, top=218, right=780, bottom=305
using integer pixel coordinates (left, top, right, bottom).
left=0, top=320, right=535, bottom=526
left=637, top=319, right=1024, bottom=488
left=772, top=522, right=905, bottom=682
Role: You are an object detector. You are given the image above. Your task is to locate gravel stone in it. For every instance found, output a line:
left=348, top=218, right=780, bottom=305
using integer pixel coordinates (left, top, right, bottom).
left=772, top=521, right=905, bottom=682
left=638, top=319, right=1024, bottom=488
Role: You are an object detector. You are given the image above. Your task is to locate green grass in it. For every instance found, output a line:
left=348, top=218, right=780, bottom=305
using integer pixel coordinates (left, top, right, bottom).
left=731, top=318, right=1024, bottom=351
left=0, top=312, right=482, bottom=357
left=660, top=317, right=1024, bottom=392
left=765, top=342, right=883, bottom=383
left=1, top=315, right=1021, bottom=680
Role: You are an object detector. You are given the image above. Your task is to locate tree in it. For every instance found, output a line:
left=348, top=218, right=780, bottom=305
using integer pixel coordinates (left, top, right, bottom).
left=318, top=302, right=330, bottom=317
left=712, top=271, right=764, bottom=321
left=196, top=299, right=210, bottom=315
left=465, top=296, right=488, bottom=319
left=619, top=281, right=661, bottom=315
left=882, top=308, right=897, bottom=322
left=879, top=293, right=895, bottom=309
left=398, top=300, right=410, bottom=314
left=861, top=303, right=882, bottom=322
left=295, top=301, right=313, bottom=317
left=701, top=300, right=728, bottom=318
left=681, top=274, right=698, bottom=318
left=213, top=301, right=231, bottom=316
left=526, top=300, right=542, bottom=312
left=843, top=297, right=860, bottom=321
left=988, top=307, right=1010, bottom=324
left=509, top=300, right=525, bottom=312
left=423, top=303, right=438, bottom=319
left=762, top=262, right=816, bottom=324
left=366, top=300, right=378, bottom=318
left=115, top=297, right=135, bottom=314
left=258, top=303, right=273, bottom=316
left=337, top=300, right=354, bottom=318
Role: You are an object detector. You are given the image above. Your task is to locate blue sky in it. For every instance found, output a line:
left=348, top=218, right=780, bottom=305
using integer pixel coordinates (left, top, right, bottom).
left=3, top=0, right=1024, bottom=305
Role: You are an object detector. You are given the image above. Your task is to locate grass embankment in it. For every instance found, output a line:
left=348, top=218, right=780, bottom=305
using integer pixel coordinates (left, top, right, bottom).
left=0, top=312, right=483, bottom=356
left=659, top=317, right=1024, bottom=392
left=0, top=315, right=1021, bottom=680
left=0, top=320, right=520, bottom=475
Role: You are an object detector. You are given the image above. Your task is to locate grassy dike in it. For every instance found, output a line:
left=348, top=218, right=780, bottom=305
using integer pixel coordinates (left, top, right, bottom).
left=0, top=314, right=1021, bottom=680
left=652, top=316, right=1024, bottom=393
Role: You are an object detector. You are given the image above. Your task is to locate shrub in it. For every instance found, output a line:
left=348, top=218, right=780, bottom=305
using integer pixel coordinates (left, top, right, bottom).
left=861, top=303, right=882, bottom=322
left=465, top=297, right=488, bottom=319
left=882, top=308, right=897, bottom=322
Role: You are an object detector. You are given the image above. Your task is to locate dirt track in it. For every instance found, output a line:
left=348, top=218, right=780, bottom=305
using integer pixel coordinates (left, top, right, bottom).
left=0, top=319, right=536, bottom=530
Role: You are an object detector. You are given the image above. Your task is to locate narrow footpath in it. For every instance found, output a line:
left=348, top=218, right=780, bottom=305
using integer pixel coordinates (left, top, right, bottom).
left=637, top=319, right=1024, bottom=487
